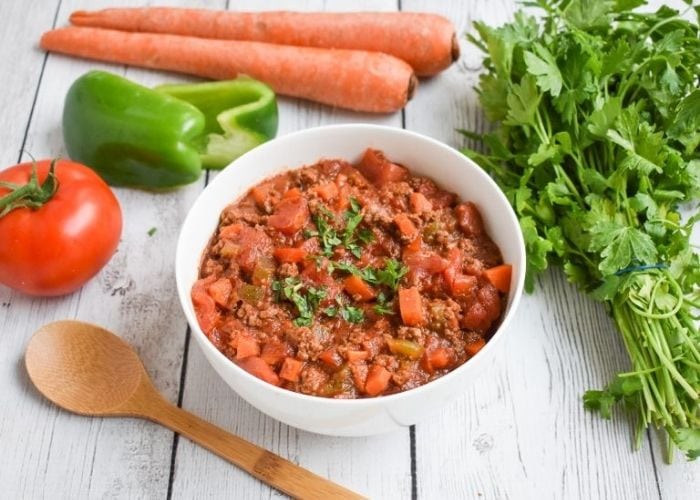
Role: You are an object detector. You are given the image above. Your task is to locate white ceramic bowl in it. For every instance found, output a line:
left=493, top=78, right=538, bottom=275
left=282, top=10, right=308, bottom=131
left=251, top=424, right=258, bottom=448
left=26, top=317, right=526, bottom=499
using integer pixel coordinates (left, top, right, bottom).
left=176, top=124, right=525, bottom=436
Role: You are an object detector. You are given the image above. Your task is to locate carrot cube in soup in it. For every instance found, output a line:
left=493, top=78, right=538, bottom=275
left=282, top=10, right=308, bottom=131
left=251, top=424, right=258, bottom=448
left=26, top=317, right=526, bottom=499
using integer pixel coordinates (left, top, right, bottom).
left=428, top=348, right=452, bottom=369
left=356, top=149, right=407, bottom=187
left=273, top=247, right=308, bottom=263
left=346, top=350, right=371, bottom=362
left=268, top=197, right=309, bottom=235
left=394, top=214, right=418, bottom=239
left=399, top=287, right=424, bottom=326
left=483, top=264, right=512, bottom=293
left=343, top=275, right=375, bottom=301
left=364, top=364, right=392, bottom=396
left=319, top=349, right=343, bottom=369
left=279, top=357, right=305, bottom=382
left=409, top=192, right=433, bottom=213
left=236, top=335, right=260, bottom=360
left=466, top=337, right=486, bottom=357
left=283, top=187, right=302, bottom=200
left=237, top=356, right=280, bottom=386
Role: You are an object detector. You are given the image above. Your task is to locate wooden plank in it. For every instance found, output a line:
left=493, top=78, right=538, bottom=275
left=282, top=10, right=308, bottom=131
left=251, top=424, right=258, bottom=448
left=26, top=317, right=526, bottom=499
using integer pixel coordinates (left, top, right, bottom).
left=402, top=0, right=691, bottom=498
left=0, top=0, right=60, bottom=166
left=170, top=2, right=411, bottom=499
left=0, top=0, right=221, bottom=498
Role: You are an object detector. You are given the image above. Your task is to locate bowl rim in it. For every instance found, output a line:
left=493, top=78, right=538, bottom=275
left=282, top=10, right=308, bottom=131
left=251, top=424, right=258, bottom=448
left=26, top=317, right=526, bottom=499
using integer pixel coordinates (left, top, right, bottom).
left=176, top=123, right=526, bottom=408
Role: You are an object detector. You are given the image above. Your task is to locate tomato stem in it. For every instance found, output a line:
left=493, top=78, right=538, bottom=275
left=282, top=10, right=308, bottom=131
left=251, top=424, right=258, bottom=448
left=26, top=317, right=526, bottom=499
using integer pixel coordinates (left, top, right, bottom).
left=0, top=160, right=59, bottom=217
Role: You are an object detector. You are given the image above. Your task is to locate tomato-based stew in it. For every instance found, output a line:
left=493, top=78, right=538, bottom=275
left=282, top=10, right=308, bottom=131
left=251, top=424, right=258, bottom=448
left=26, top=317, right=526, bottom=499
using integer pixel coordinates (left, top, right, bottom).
left=193, top=149, right=511, bottom=398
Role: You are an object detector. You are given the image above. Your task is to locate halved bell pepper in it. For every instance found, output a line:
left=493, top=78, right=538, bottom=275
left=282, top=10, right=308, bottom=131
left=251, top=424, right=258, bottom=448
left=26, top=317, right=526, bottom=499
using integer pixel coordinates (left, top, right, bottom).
left=62, top=71, right=278, bottom=189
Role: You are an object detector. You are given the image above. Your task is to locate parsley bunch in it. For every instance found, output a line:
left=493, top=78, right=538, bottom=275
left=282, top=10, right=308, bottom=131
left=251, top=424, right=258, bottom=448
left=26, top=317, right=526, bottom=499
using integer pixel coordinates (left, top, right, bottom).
left=463, top=0, right=700, bottom=461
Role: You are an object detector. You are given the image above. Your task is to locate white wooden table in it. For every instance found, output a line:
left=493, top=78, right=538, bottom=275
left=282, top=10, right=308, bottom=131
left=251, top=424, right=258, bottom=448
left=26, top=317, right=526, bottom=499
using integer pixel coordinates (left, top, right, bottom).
left=1, top=0, right=697, bottom=498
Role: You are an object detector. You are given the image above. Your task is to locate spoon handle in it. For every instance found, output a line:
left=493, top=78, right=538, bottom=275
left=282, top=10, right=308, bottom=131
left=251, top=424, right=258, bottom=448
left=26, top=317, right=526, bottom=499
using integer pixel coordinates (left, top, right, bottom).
left=147, top=395, right=366, bottom=499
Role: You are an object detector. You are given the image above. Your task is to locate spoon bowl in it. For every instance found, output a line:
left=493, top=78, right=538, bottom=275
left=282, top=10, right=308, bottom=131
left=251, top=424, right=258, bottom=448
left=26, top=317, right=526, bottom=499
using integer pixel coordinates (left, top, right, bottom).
left=25, top=320, right=364, bottom=499
left=26, top=320, right=144, bottom=415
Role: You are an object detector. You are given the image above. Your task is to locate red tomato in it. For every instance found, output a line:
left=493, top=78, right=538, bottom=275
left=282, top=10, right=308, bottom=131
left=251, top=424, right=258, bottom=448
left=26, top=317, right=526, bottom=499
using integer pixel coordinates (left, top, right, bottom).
left=0, top=160, right=122, bottom=296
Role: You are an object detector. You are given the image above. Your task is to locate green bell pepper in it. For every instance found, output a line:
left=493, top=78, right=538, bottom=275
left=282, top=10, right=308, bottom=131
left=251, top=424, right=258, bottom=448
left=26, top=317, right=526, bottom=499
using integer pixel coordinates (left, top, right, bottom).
left=62, top=71, right=278, bottom=189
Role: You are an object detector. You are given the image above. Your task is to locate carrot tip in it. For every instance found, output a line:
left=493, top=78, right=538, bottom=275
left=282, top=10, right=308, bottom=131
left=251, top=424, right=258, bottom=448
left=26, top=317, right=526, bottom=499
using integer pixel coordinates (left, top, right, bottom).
left=451, top=34, right=460, bottom=62
left=407, top=74, right=418, bottom=101
left=69, top=11, right=89, bottom=24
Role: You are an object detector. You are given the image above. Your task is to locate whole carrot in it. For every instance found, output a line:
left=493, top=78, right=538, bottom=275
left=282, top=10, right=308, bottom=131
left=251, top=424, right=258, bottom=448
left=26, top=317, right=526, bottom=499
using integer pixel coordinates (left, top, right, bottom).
left=69, top=8, right=458, bottom=76
left=40, top=27, right=416, bottom=113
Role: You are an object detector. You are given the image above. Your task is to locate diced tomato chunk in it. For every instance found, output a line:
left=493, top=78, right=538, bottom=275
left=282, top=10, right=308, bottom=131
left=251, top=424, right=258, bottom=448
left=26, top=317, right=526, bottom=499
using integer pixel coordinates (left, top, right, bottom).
left=273, top=247, right=308, bottom=263
left=399, top=287, right=425, bottom=326
left=219, top=223, right=273, bottom=273
left=455, top=202, right=484, bottom=237
left=261, top=339, right=290, bottom=366
left=356, top=149, right=407, bottom=187
left=364, top=364, right=392, bottom=396
left=313, top=182, right=339, bottom=201
left=394, top=214, right=418, bottom=239
left=269, top=197, right=309, bottom=235
left=483, top=264, right=512, bottom=293
left=237, top=356, right=280, bottom=386
left=350, top=363, right=369, bottom=392
left=343, top=275, right=375, bottom=301
left=191, top=276, right=218, bottom=334
left=452, top=275, right=477, bottom=295
left=461, top=284, right=501, bottom=331
left=409, top=192, right=433, bottom=213
left=207, top=277, right=232, bottom=307
left=236, top=335, right=261, bottom=360
left=279, top=357, right=305, bottom=382
left=403, top=250, right=448, bottom=275
left=250, top=183, right=274, bottom=209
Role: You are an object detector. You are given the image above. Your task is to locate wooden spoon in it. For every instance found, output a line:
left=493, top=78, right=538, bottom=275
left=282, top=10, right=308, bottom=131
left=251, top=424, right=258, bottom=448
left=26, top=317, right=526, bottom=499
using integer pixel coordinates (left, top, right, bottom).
left=25, top=320, right=365, bottom=500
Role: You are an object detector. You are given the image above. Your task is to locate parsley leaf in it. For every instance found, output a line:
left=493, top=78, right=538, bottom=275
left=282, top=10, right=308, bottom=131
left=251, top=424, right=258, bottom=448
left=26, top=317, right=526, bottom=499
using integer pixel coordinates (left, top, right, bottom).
left=272, top=277, right=326, bottom=327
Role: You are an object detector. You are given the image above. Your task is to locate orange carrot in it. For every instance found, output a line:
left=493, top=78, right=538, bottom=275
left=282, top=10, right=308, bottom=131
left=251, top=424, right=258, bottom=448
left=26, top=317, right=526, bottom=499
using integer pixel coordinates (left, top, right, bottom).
left=465, top=337, right=486, bottom=357
left=343, top=275, right=375, bottom=301
left=483, top=264, right=512, bottom=293
left=273, top=247, right=307, bottom=263
left=346, top=350, right=371, bottom=362
left=40, top=27, right=416, bottom=113
left=409, top=192, right=433, bottom=213
left=398, top=286, right=424, bottom=326
left=428, top=348, right=451, bottom=369
left=394, top=214, right=418, bottom=239
left=236, top=335, right=261, bottom=360
left=364, top=364, right=392, bottom=396
left=279, top=357, right=304, bottom=382
left=69, top=8, right=458, bottom=76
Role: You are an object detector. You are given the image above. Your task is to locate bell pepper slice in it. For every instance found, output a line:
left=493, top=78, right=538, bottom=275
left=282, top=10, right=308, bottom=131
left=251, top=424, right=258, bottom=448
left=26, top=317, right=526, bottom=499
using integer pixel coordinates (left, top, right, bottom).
left=156, top=78, right=278, bottom=170
left=62, top=71, right=278, bottom=189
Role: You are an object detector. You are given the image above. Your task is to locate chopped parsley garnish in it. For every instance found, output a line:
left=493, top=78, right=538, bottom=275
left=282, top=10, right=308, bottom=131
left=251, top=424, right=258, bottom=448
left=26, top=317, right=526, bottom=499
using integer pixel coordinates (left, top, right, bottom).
left=323, top=296, right=365, bottom=324
left=272, top=277, right=327, bottom=327
left=373, top=291, right=395, bottom=316
left=333, top=259, right=408, bottom=292
left=307, top=198, right=372, bottom=258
